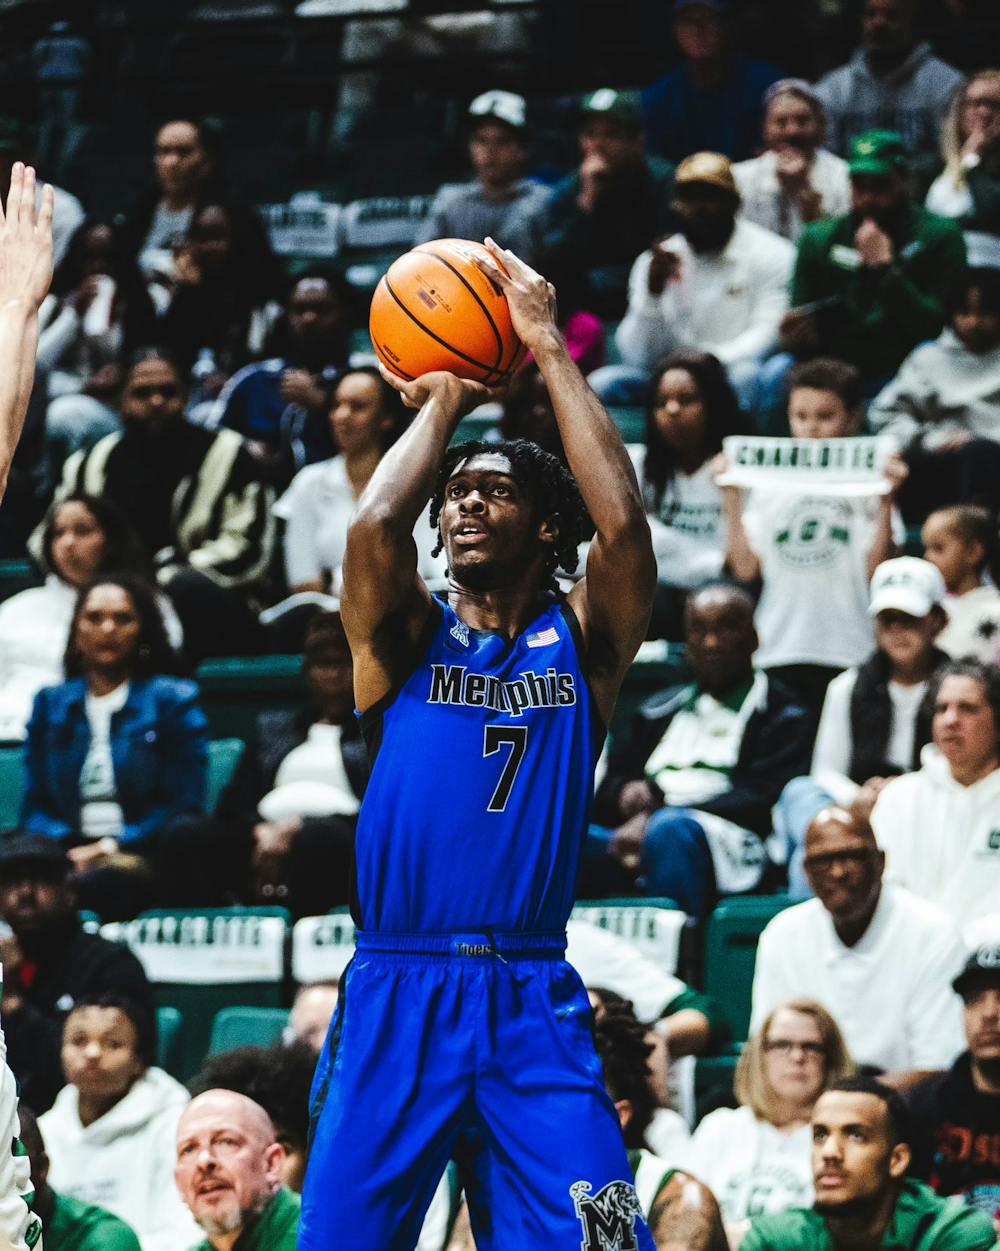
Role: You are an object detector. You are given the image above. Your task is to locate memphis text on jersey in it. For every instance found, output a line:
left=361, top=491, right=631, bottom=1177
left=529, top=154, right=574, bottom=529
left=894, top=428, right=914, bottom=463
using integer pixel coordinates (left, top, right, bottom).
left=428, top=664, right=577, bottom=717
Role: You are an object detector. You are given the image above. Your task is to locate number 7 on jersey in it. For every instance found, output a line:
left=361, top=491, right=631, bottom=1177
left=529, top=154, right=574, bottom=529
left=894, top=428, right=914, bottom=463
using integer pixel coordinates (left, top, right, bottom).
left=483, top=725, right=528, bottom=813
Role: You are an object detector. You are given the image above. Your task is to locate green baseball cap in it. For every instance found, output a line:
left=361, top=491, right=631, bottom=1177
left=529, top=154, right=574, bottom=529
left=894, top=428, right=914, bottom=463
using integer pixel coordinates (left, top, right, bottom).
left=581, top=88, right=641, bottom=131
left=848, top=130, right=908, bottom=177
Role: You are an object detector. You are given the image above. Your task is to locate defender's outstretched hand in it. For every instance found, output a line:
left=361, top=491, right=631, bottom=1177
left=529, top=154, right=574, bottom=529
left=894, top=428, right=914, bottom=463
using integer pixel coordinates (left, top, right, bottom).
left=476, top=238, right=559, bottom=354
left=0, top=164, right=53, bottom=312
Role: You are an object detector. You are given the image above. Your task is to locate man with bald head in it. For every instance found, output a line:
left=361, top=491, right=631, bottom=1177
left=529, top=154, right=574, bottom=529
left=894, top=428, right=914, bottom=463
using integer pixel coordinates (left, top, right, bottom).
left=175, top=1090, right=299, bottom=1251
left=587, top=581, right=810, bottom=920
left=752, top=806, right=965, bottom=1082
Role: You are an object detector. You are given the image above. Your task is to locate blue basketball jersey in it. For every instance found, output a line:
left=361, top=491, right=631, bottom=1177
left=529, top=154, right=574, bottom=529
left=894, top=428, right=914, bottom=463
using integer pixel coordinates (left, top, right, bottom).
left=354, top=598, right=601, bottom=934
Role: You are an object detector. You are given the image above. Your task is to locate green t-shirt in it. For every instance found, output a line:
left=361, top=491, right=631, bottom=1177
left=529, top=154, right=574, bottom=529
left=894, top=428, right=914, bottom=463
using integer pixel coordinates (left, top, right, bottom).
left=190, top=1187, right=300, bottom=1251
left=47, top=1190, right=142, bottom=1251
left=742, top=1180, right=997, bottom=1251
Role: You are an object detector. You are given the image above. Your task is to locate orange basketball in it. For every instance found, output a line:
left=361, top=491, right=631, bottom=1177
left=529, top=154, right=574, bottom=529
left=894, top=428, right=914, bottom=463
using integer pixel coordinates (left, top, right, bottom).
left=369, top=238, right=525, bottom=384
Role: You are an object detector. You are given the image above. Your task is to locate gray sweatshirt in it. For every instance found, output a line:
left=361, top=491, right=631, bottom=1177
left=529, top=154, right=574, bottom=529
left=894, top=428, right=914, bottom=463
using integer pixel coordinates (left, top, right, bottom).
left=816, top=41, right=964, bottom=156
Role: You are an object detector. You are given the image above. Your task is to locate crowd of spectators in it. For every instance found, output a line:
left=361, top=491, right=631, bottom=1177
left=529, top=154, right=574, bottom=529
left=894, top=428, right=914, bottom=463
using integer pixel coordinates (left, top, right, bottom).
left=0, top=0, right=1000, bottom=1248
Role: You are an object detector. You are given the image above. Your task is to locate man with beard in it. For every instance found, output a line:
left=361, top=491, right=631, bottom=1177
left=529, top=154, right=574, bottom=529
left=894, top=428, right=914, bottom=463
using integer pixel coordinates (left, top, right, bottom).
left=612, top=152, right=793, bottom=407
left=742, top=1078, right=997, bottom=1251
left=175, top=1090, right=299, bottom=1251
left=816, top=0, right=963, bottom=158
left=907, top=945, right=1000, bottom=1221
left=780, top=130, right=966, bottom=391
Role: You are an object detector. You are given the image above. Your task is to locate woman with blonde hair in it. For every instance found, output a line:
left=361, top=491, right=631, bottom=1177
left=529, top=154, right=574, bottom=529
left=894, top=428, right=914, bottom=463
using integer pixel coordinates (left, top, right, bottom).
left=926, top=70, right=1000, bottom=242
left=685, top=999, right=854, bottom=1236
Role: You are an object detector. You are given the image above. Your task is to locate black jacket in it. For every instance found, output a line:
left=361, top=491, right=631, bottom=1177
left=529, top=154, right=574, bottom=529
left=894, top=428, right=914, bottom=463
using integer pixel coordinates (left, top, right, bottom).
left=908, top=1052, right=1000, bottom=1213
left=848, top=647, right=949, bottom=784
left=4, top=924, right=152, bottom=1114
left=596, top=673, right=811, bottom=837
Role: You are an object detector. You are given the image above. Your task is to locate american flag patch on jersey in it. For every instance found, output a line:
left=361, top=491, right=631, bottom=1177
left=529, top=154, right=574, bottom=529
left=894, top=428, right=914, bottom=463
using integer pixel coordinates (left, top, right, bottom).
left=526, top=626, right=559, bottom=648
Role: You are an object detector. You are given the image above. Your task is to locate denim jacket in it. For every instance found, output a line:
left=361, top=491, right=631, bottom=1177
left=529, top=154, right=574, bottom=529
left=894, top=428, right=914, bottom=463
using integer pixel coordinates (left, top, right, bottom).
left=22, top=676, right=208, bottom=846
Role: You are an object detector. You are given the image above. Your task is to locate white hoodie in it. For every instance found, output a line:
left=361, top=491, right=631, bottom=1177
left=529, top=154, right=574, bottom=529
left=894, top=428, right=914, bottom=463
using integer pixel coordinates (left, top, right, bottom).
left=871, top=745, right=1000, bottom=938
left=39, top=1066, right=201, bottom=1251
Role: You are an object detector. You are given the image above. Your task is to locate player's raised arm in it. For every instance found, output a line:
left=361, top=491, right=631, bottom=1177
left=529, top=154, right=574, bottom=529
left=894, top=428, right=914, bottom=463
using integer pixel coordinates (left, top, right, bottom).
left=342, top=369, right=497, bottom=709
left=478, top=239, right=655, bottom=719
left=0, top=164, right=53, bottom=501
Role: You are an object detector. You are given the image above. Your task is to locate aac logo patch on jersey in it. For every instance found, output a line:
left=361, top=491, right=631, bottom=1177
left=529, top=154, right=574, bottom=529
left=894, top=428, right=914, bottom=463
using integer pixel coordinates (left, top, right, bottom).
left=570, top=1179, right=642, bottom=1250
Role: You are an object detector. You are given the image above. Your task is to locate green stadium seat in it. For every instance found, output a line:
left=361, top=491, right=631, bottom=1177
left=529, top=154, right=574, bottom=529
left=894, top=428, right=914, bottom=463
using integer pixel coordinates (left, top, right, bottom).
left=0, top=747, right=25, bottom=830
left=156, top=1005, right=185, bottom=1079
left=694, top=1045, right=742, bottom=1116
left=703, top=895, right=794, bottom=1042
left=208, top=1006, right=290, bottom=1056
left=0, top=560, right=41, bottom=605
left=196, top=655, right=306, bottom=743
left=205, top=739, right=246, bottom=815
left=608, top=406, right=645, bottom=445
left=101, top=908, right=291, bottom=1081
left=570, top=898, right=685, bottom=974
left=453, top=409, right=502, bottom=445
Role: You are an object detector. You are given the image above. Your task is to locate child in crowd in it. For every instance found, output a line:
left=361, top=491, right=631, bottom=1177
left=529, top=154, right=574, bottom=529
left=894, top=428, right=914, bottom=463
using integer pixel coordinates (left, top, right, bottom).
left=632, top=348, right=746, bottom=639
left=868, top=267, right=1000, bottom=521
left=922, top=504, right=1000, bottom=665
left=774, top=557, right=949, bottom=897
left=718, top=357, right=906, bottom=717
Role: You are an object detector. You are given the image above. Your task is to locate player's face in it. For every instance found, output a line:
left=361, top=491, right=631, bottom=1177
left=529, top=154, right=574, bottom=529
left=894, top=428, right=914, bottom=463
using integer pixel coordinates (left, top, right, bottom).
left=933, top=675, right=999, bottom=776
left=788, top=388, right=856, bottom=439
left=75, top=584, right=143, bottom=676
left=50, top=500, right=107, bottom=589
left=762, top=1008, right=828, bottom=1108
left=175, top=1100, right=281, bottom=1235
left=684, top=590, right=756, bottom=696
left=62, top=1006, right=145, bottom=1104
left=440, top=453, right=554, bottom=588
left=964, top=985, right=1000, bottom=1063
left=329, top=373, right=391, bottom=456
left=764, top=94, right=822, bottom=153
left=811, top=1091, right=907, bottom=1211
left=121, top=357, right=186, bottom=436
left=804, top=817, right=883, bottom=925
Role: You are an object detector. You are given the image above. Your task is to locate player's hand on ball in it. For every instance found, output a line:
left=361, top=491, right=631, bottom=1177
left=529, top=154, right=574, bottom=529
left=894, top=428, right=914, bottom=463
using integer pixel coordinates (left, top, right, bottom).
left=377, top=363, right=500, bottom=416
left=477, top=239, right=558, bottom=353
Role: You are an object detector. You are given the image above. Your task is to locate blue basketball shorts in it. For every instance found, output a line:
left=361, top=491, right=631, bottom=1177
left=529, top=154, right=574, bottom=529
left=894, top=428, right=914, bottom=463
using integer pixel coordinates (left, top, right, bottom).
left=299, top=930, right=655, bottom=1251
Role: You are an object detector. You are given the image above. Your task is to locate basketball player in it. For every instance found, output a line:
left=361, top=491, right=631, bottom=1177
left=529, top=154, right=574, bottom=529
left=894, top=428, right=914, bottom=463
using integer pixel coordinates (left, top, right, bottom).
left=299, top=239, right=656, bottom=1251
left=0, top=160, right=56, bottom=1250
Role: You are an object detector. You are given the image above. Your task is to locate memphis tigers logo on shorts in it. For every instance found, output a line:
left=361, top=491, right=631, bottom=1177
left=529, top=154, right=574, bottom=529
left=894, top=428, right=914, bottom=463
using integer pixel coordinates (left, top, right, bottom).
left=570, top=1179, right=643, bottom=1250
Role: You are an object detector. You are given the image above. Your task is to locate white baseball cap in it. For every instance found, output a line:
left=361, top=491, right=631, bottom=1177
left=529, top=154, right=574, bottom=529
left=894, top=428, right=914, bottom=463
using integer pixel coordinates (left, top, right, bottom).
left=468, top=90, right=527, bottom=132
left=869, top=556, right=946, bottom=619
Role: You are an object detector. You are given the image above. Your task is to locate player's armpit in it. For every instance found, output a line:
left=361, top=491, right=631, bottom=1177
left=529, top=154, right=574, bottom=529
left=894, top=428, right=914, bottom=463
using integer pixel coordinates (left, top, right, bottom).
left=648, top=1172, right=730, bottom=1251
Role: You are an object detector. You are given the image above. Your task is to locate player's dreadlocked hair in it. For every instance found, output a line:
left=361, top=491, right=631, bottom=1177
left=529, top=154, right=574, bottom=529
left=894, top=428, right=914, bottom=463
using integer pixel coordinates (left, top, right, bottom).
left=427, top=438, right=590, bottom=591
left=591, top=988, right=657, bottom=1149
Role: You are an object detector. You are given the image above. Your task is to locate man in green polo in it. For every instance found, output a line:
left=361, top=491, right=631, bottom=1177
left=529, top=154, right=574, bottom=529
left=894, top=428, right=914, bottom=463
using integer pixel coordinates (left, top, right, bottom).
left=175, top=1089, right=299, bottom=1251
left=743, top=1076, right=997, bottom=1251
left=780, top=129, right=966, bottom=387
